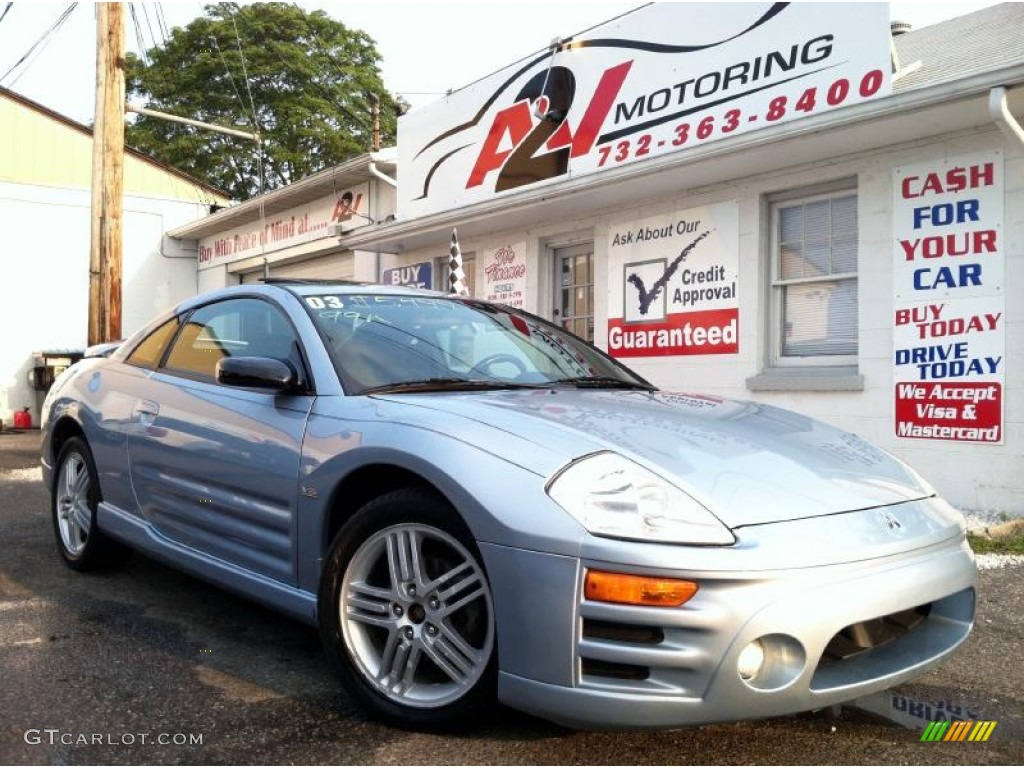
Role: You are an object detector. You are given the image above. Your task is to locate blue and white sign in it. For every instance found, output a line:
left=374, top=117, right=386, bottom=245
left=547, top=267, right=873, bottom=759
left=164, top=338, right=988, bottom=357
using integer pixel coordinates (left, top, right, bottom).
left=382, top=261, right=433, bottom=288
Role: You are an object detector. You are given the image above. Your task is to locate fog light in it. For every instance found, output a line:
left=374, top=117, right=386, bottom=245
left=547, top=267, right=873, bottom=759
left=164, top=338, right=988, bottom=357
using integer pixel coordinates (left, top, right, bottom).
left=737, top=639, right=765, bottom=680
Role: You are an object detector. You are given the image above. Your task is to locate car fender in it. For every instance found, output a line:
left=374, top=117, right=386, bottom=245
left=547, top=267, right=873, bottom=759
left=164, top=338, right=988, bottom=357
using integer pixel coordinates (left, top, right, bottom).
left=297, top=411, right=588, bottom=593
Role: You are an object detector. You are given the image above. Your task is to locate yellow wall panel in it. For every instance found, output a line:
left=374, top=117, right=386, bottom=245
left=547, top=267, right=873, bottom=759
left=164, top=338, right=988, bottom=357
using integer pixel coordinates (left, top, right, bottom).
left=1, top=92, right=228, bottom=205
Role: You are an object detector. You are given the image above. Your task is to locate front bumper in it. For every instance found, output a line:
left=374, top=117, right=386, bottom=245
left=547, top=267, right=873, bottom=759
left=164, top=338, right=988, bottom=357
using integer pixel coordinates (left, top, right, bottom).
left=482, top=509, right=976, bottom=729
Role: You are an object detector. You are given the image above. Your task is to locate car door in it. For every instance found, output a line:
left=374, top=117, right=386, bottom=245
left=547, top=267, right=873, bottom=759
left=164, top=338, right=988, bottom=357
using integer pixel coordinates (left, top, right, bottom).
left=127, top=296, right=314, bottom=585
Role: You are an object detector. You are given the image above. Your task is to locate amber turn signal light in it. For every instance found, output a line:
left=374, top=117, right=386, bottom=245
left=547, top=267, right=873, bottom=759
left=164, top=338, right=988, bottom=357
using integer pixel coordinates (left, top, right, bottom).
left=584, top=570, right=698, bottom=607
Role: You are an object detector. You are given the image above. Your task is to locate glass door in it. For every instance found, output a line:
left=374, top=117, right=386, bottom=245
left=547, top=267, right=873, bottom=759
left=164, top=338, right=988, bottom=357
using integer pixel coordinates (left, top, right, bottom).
left=553, top=243, right=594, bottom=341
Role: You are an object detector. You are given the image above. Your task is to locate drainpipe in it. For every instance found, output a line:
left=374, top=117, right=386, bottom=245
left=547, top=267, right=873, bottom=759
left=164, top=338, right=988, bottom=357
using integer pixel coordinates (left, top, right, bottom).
left=989, top=86, right=1024, bottom=148
left=366, top=160, right=396, bottom=283
left=367, top=162, right=397, bottom=188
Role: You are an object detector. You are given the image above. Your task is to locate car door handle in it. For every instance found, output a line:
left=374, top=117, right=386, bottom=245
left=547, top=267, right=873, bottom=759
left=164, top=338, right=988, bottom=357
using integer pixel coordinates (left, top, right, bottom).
left=134, top=400, right=159, bottom=426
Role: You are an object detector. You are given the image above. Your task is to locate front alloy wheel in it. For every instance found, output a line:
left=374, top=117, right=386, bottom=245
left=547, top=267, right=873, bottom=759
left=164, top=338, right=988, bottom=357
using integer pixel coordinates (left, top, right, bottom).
left=320, top=490, right=496, bottom=729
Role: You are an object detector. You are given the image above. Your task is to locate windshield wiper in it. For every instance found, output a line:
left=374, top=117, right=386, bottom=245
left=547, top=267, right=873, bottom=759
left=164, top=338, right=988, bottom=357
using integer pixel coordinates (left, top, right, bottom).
left=360, top=378, right=546, bottom=395
left=554, top=375, right=655, bottom=391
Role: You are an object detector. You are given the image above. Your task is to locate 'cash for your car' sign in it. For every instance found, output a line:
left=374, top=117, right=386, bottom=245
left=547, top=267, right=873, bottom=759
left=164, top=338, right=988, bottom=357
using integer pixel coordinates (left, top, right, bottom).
left=892, top=151, right=1004, bottom=443
left=607, top=202, right=739, bottom=357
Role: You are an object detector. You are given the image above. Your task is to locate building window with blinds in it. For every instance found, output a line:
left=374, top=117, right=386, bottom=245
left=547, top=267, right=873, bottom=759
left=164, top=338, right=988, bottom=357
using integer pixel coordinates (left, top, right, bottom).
left=771, top=189, right=858, bottom=365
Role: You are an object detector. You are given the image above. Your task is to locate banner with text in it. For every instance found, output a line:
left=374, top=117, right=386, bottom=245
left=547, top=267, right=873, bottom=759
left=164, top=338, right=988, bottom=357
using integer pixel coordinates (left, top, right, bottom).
left=608, top=202, right=739, bottom=357
left=892, top=151, right=1004, bottom=443
left=197, top=184, right=370, bottom=269
left=399, top=3, right=890, bottom=218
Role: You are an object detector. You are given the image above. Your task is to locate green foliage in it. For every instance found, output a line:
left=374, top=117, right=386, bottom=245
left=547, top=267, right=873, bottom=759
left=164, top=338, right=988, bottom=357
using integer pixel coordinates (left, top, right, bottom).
left=968, top=529, right=1024, bottom=555
left=125, top=2, right=398, bottom=200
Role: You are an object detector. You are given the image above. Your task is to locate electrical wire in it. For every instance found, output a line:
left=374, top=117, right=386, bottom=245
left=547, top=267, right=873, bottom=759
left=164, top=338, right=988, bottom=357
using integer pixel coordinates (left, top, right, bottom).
left=290, top=2, right=375, bottom=138
left=209, top=33, right=251, bottom=126
left=139, top=2, right=159, bottom=52
left=227, top=8, right=258, bottom=128
left=128, top=3, right=150, bottom=65
left=0, top=3, right=77, bottom=86
left=0, top=3, right=14, bottom=26
left=154, top=3, right=169, bottom=45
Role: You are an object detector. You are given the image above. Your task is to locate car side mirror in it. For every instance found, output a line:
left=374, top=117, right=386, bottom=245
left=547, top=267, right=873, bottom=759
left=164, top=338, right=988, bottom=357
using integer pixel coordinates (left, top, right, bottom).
left=216, top=356, right=297, bottom=391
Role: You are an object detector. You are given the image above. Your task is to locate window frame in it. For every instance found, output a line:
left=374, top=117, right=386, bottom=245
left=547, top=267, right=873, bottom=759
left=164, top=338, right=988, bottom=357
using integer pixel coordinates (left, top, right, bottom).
left=551, top=241, right=596, bottom=343
left=123, top=316, right=182, bottom=371
left=768, top=182, right=859, bottom=369
left=156, top=295, right=314, bottom=393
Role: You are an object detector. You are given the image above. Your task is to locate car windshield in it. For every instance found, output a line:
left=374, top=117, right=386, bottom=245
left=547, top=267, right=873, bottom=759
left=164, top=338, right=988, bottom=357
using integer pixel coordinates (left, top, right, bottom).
left=302, top=293, right=654, bottom=395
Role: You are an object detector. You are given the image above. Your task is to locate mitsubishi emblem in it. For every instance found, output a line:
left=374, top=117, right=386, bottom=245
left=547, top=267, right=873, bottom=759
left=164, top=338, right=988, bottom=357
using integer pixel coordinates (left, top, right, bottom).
left=880, top=510, right=902, bottom=533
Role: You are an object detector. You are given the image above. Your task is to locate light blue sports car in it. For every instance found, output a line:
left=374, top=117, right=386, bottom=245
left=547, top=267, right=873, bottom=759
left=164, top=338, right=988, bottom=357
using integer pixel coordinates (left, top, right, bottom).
left=42, top=281, right=975, bottom=730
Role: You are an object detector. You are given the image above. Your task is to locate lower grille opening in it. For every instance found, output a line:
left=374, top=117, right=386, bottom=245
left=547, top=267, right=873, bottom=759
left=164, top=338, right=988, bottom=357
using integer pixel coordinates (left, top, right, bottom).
left=821, top=603, right=931, bottom=663
left=581, top=657, right=650, bottom=681
left=582, top=619, right=664, bottom=645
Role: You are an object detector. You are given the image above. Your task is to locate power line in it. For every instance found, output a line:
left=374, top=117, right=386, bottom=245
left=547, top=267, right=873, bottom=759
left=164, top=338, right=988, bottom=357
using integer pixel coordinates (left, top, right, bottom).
left=226, top=7, right=258, bottom=127
left=0, top=3, right=14, bottom=26
left=154, top=3, right=169, bottom=44
left=128, top=3, right=150, bottom=65
left=285, top=2, right=375, bottom=135
left=139, top=2, right=159, bottom=52
left=0, top=3, right=77, bottom=87
left=208, top=33, right=252, bottom=128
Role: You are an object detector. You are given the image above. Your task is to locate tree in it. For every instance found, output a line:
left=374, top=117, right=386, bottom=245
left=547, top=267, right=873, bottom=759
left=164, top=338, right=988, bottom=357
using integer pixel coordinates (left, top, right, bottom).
left=125, top=2, right=399, bottom=200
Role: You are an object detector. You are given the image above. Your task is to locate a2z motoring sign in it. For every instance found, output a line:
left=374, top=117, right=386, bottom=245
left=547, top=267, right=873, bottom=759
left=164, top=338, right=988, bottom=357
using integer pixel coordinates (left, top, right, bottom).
left=893, top=152, right=1004, bottom=443
left=608, top=203, right=739, bottom=357
left=399, top=3, right=890, bottom=218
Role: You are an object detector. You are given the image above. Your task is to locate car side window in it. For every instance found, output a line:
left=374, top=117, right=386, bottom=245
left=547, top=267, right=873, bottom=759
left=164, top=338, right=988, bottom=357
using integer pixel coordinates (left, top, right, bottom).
left=125, top=317, right=179, bottom=369
left=162, top=298, right=305, bottom=383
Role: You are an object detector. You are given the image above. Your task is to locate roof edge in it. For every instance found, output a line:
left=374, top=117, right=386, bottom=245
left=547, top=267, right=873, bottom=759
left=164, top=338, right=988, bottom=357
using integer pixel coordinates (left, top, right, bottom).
left=166, top=149, right=397, bottom=239
left=1, top=86, right=230, bottom=200
left=345, top=65, right=1024, bottom=250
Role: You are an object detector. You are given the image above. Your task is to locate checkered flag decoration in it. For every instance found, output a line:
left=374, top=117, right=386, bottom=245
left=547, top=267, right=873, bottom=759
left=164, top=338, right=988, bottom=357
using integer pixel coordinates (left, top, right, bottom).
left=448, top=228, right=468, bottom=296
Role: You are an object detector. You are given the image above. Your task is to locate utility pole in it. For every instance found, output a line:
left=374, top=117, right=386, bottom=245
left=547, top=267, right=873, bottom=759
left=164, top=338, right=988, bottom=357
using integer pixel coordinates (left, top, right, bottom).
left=371, top=93, right=381, bottom=152
left=89, top=2, right=125, bottom=345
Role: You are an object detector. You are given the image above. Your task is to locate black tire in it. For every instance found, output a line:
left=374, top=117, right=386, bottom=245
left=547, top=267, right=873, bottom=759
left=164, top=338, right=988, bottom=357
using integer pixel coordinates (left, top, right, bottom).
left=51, top=436, right=129, bottom=571
left=319, top=488, right=497, bottom=730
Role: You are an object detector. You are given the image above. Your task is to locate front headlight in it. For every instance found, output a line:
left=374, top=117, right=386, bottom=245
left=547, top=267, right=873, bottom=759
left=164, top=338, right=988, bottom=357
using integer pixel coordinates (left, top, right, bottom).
left=546, top=452, right=735, bottom=545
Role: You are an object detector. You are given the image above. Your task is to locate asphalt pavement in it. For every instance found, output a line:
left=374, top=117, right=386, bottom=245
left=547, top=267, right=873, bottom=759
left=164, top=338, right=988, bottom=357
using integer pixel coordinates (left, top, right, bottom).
left=1, top=430, right=1021, bottom=765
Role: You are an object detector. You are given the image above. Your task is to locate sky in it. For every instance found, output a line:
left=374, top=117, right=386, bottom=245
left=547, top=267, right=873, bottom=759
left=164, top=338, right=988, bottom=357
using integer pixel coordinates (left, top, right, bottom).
left=0, top=0, right=1006, bottom=124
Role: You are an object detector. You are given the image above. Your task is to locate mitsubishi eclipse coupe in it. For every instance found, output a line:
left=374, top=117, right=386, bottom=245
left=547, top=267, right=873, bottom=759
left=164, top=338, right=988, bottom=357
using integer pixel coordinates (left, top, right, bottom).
left=42, top=281, right=976, bottom=730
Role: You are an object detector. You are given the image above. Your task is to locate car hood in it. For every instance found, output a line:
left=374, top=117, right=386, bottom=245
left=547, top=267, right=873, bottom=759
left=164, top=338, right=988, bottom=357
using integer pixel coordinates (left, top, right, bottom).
left=375, top=389, right=934, bottom=528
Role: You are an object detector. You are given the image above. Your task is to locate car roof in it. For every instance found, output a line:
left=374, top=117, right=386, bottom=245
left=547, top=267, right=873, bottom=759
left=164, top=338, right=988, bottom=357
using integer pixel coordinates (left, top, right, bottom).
left=170, top=281, right=456, bottom=314
left=266, top=279, right=452, bottom=299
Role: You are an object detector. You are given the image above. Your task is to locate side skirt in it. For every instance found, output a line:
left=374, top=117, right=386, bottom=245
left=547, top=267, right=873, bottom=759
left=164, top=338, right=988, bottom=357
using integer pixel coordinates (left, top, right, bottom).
left=98, top=502, right=318, bottom=626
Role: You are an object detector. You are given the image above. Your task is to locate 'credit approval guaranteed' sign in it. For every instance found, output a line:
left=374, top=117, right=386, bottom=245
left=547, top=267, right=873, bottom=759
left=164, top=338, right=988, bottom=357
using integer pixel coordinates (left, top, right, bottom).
left=399, top=3, right=890, bottom=218
left=607, top=202, right=739, bottom=357
left=892, top=151, right=1004, bottom=443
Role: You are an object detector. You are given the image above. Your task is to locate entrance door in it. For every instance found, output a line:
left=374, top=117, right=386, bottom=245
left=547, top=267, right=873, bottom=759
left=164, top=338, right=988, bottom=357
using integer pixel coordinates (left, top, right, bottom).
left=553, top=243, right=594, bottom=342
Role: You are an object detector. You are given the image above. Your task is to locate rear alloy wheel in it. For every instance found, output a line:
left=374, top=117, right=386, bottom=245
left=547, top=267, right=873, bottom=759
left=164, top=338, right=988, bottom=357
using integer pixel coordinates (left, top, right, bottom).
left=320, top=490, right=496, bottom=729
left=52, top=436, right=128, bottom=571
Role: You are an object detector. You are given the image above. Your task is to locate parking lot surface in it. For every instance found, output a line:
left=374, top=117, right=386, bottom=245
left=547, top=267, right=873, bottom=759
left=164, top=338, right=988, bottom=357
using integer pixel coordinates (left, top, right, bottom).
left=1, top=430, right=1021, bottom=765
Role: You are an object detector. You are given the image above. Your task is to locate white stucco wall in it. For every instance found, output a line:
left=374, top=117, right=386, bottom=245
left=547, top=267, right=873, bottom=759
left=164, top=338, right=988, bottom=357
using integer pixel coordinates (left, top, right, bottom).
left=0, top=182, right=210, bottom=427
left=382, top=125, right=1022, bottom=514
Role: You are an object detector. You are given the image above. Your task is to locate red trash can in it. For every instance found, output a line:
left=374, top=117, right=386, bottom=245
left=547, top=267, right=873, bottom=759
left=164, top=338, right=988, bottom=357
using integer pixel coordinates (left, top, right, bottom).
left=13, top=408, right=32, bottom=429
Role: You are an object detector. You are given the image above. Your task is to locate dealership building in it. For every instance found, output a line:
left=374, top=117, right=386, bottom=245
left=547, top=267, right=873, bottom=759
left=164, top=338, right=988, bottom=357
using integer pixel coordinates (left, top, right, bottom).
left=168, top=3, right=1023, bottom=516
